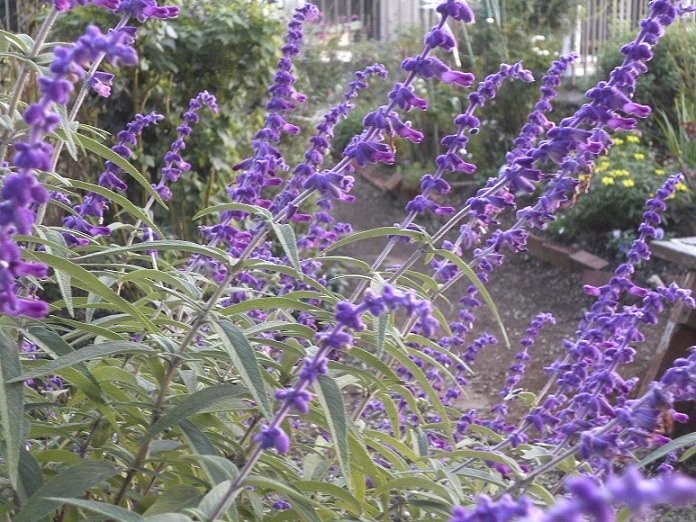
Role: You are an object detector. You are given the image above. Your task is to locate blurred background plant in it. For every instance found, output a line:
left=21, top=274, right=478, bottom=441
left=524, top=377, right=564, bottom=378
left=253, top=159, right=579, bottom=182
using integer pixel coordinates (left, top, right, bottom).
left=549, top=132, right=694, bottom=248
left=50, top=0, right=284, bottom=239
left=658, top=92, right=696, bottom=176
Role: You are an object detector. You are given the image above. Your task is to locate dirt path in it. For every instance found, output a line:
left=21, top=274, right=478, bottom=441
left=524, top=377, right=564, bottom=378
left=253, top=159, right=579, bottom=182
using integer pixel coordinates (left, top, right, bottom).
left=332, top=175, right=671, bottom=412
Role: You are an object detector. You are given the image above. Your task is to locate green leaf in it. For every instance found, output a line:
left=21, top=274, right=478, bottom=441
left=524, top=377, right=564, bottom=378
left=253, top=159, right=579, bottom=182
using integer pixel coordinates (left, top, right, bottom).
left=269, top=222, right=301, bottom=272
left=23, top=251, right=158, bottom=332
left=36, top=227, right=74, bottom=317
left=0, top=29, right=32, bottom=52
left=45, top=498, right=144, bottom=521
left=69, top=179, right=164, bottom=239
left=71, top=132, right=166, bottom=208
left=145, top=513, right=193, bottom=522
left=220, top=296, right=318, bottom=317
left=375, top=314, right=388, bottom=356
left=639, top=432, right=696, bottom=467
left=143, top=485, right=201, bottom=516
left=197, top=479, right=240, bottom=521
left=25, top=324, right=102, bottom=397
left=316, top=375, right=351, bottom=487
left=13, top=461, right=118, bottom=522
left=143, top=384, right=245, bottom=442
left=76, top=239, right=231, bottom=265
left=245, top=476, right=321, bottom=522
left=295, top=480, right=363, bottom=515
left=193, top=202, right=272, bottom=221
left=117, top=269, right=201, bottom=300
left=0, top=330, right=25, bottom=497
left=373, top=476, right=454, bottom=504
left=17, top=449, right=43, bottom=502
left=435, top=249, right=510, bottom=349
left=10, top=341, right=154, bottom=383
left=324, top=226, right=429, bottom=255
left=211, top=319, right=272, bottom=419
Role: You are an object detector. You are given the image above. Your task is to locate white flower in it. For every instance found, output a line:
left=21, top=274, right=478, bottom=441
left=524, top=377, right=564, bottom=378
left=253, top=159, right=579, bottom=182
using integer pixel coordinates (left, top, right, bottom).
left=486, top=17, right=494, bottom=23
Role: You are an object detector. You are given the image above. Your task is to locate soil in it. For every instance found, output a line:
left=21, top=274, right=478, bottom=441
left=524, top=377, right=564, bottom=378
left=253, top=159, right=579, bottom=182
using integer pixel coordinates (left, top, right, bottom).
left=331, top=174, right=683, bottom=419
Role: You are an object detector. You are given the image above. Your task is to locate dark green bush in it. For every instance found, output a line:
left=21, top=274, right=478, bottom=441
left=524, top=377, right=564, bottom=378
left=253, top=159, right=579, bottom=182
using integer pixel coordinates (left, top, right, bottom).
left=55, top=0, right=283, bottom=237
left=596, top=20, right=696, bottom=127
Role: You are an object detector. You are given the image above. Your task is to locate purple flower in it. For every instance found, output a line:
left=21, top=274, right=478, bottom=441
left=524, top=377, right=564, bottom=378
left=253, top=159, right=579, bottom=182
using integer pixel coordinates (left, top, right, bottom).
left=436, top=0, right=475, bottom=22
left=116, top=0, right=179, bottom=22
left=401, top=56, right=475, bottom=88
left=254, top=425, right=290, bottom=454
left=275, top=389, right=312, bottom=414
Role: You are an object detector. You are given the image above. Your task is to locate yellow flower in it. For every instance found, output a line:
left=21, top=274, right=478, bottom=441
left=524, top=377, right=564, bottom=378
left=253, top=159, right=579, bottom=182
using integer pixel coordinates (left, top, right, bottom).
left=676, top=182, right=689, bottom=192
left=667, top=193, right=676, bottom=200
left=595, top=161, right=610, bottom=173
left=602, top=177, right=615, bottom=185
left=622, top=179, right=635, bottom=188
left=612, top=138, right=625, bottom=146
left=633, top=153, right=645, bottom=160
left=610, top=169, right=630, bottom=177
left=579, top=174, right=589, bottom=183
left=626, top=135, right=640, bottom=143
left=654, top=169, right=665, bottom=175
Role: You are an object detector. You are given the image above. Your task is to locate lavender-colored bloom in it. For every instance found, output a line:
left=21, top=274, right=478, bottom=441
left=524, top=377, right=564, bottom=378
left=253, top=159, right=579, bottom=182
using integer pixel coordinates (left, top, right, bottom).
left=116, top=0, right=179, bottom=22
left=151, top=91, right=217, bottom=202
left=254, top=425, right=290, bottom=454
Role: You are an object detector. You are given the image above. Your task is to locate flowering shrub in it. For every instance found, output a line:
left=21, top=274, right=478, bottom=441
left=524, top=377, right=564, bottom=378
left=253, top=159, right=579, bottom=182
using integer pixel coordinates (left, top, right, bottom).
left=3, top=1, right=696, bottom=521
left=550, top=131, right=691, bottom=240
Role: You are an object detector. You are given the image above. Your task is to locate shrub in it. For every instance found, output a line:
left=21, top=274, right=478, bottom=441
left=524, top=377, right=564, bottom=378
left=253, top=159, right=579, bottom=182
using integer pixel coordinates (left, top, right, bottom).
left=550, top=131, right=692, bottom=240
left=2, top=1, right=696, bottom=521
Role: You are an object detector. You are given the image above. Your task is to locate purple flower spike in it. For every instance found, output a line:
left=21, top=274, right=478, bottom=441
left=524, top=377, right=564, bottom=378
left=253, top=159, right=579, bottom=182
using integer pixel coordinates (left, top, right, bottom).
left=275, top=389, right=312, bottom=414
left=116, top=0, right=179, bottom=22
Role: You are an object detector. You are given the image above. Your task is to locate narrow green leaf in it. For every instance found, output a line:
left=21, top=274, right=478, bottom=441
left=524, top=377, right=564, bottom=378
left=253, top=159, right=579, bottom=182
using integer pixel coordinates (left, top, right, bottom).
left=197, top=479, right=240, bottom=521
left=220, top=296, right=317, bottom=317
left=245, top=476, right=321, bottom=522
left=143, top=384, right=245, bottom=442
left=375, top=314, right=388, bottom=356
left=10, top=341, right=153, bottom=383
left=45, top=498, right=144, bottom=521
left=269, top=222, right=302, bottom=272
left=324, top=226, right=429, bottom=254
left=193, top=202, right=272, bottom=221
left=23, top=251, right=158, bottom=332
left=143, top=485, right=201, bottom=516
left=13, top=461, right=118, bottom=522
left=373, top=476, right=454, bottom=504
left=0, top=29, right=32, bottom=52
left=295, top=480, right=363, bottom=515
left=211, top=319, right=272, bottom=419
left=36, top=227, right=74, bottom=317
left=76, top=239, right=231, bottom=265
left=0, top=330, right=25, bottom=496
left=17, top=449, right=43, bottom=502
left=316, top=375, right=351, bottom=487
left=639, top=432, right=696, bottom=467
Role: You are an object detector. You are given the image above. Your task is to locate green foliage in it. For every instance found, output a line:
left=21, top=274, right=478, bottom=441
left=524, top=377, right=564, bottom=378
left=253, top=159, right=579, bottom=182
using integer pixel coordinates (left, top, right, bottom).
left=54, top=0, right=284, bottom=237
left=657, top=92, right=696, bottom=173
left=549, top=132, right=692, bottom=240
left=596, top=20, right=696, bottom=129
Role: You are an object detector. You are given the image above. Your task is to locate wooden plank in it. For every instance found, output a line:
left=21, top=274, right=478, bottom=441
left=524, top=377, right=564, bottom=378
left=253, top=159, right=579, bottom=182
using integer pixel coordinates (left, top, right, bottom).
left=651, top=237, right=696, bottom=271
left=639, top=272, right=696, bottom=397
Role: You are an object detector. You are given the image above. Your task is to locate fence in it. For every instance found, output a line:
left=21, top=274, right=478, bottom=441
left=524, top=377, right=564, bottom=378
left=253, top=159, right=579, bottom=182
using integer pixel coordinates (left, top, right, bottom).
left=570, top=0, right=694, bottom=78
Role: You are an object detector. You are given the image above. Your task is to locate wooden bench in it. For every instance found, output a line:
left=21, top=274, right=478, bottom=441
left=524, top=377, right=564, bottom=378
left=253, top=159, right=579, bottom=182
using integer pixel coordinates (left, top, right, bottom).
left=639, top=237, right=696, bottom=434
